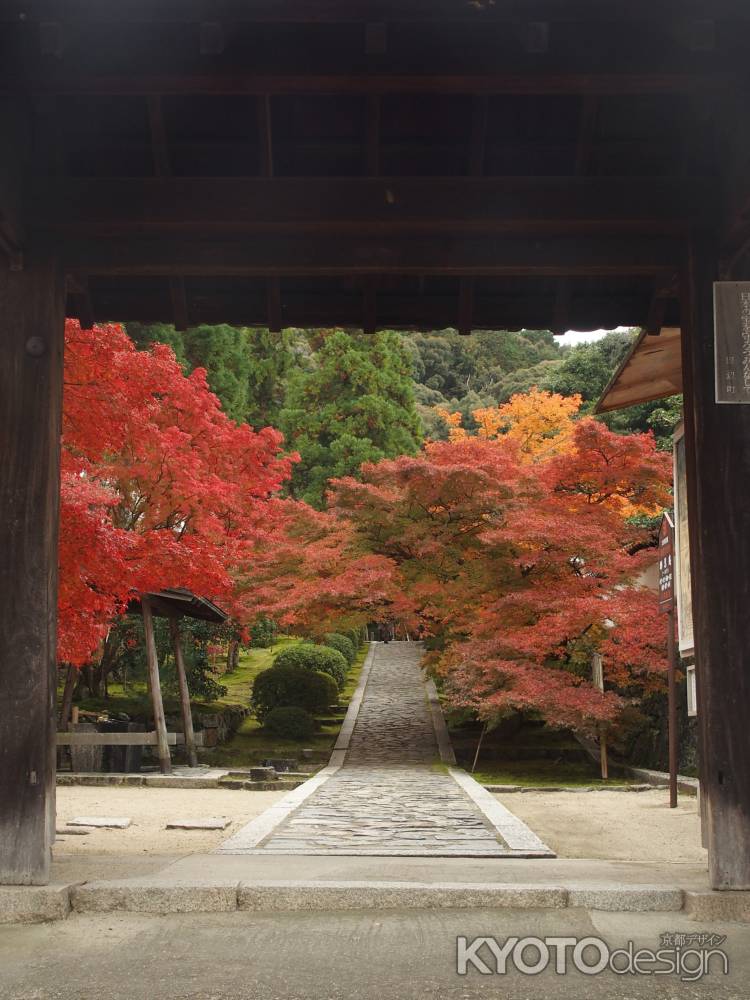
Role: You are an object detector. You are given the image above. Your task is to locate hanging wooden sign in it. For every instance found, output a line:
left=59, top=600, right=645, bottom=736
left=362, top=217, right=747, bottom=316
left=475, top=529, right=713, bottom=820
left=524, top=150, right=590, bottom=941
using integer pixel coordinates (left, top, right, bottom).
left=714, top=282, right=750, bottom=404
left=658, top=512, right=675, bottom=614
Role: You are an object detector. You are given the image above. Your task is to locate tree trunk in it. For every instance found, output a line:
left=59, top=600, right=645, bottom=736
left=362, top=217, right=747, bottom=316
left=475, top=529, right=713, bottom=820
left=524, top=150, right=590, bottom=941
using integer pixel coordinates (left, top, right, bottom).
left=59, top=665, right=77, bottom=730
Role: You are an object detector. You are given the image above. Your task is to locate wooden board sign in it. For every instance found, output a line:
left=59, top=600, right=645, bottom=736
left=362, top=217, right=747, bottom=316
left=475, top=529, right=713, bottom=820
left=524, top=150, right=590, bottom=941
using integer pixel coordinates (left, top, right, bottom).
left=658, top=513, right=675, bottom=613
left=714, top=282, right=750, bottom=404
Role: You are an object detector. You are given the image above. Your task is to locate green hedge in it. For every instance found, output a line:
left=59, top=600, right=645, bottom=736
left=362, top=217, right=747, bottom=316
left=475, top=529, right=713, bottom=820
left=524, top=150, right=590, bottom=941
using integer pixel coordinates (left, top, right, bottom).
left=264, top=706, right=316, bottom=741
left=251, top=664, right=337, bottom=722
left=324, top=632, right=356, bottom=665
left=273, top=643, right=348, bottom=689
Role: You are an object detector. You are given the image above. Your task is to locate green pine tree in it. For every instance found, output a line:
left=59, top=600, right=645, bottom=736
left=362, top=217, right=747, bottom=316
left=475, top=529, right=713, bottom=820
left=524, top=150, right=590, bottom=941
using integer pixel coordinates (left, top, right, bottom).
left=280, top=330, right=423, bottom=507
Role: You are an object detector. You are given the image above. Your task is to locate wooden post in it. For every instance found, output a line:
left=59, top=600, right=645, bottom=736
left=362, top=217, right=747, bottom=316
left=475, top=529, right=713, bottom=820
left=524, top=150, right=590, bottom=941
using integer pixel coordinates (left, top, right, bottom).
left=667, top=605, right=679, bottom=809
left=140, top=596, right=172, bottom=774
left=471, top=722, right=487, bottom=773
left=681, top=235, right=750, bottom=888
left=169, top=617, right=198, bottom=768
left=0, top=253, right=65, bottom=885
left=599, top=731, right=609, bottom=781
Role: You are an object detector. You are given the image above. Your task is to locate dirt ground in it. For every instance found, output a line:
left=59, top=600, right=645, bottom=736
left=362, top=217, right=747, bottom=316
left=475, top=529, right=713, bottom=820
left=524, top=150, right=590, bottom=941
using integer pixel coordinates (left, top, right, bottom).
left=496, top=787, right=707, bottom=863
left=51, top=786, right=285, bottom=882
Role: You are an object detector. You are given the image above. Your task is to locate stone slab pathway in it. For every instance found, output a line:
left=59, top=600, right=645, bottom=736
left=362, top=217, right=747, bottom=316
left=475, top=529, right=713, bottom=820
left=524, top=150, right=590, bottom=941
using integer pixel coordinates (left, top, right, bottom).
left=221, top=642, right=552, bottom=858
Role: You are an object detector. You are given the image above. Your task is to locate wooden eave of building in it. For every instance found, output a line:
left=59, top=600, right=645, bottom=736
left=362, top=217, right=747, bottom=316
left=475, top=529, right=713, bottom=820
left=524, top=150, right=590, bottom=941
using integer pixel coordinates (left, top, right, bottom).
left=127, top=587, right=228, bottom=623
left=595, top=326, right=683, bottom=413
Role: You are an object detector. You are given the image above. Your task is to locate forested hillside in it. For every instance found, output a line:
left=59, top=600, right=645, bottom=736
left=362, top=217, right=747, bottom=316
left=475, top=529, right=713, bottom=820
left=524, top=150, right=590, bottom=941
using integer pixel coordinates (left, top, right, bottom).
left=125, top=324, right=682, bottom=504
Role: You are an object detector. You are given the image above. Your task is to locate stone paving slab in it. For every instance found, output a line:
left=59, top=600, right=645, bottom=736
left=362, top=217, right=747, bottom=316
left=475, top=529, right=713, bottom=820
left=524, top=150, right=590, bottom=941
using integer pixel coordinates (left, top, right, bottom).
left=68, top=816, right=132, bottom=829
left=166, top=818, right=231, bottom=830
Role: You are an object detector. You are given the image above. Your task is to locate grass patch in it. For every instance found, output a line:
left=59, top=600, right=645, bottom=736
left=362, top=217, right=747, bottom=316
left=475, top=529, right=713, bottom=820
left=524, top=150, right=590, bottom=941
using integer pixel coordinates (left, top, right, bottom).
left=469, top=758, right=635, bottom=787
left=203, top=642, right=370, bottom=768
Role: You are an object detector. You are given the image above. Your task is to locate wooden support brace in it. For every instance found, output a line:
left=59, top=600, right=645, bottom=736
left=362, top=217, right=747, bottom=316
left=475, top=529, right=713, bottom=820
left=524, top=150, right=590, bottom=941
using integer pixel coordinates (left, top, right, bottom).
left=169, top=618, right=198, bottom=768
left=140, top=596, right=172, bottom=775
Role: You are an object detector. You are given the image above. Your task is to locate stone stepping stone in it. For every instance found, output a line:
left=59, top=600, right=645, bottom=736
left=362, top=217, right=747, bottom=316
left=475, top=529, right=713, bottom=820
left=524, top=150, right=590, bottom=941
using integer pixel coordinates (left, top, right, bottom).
left=166, top=817, right=230, bottom=830
left=55, top=827, right=90, bottom=836
left=69, top=816, right=132, bottom=829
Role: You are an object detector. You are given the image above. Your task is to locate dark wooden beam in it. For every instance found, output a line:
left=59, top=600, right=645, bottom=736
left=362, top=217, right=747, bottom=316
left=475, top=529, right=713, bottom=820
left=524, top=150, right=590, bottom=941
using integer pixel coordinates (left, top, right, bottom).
left=467, top=96, right=488, bottom=178
left=2, top=1, right=747, bottom=24
left=147, top=95, right=171, bottom=177
left=66, top=273, right=94, bottom=329
left=257, top=95, right=274, bottom=178
left=58, top=233, right=683, bottom=277
left=364, top=94, right=380, bottom=177
left=680, top=235, right=750, bottom=888
left=266, top=277, right=282, bottom=331
left=3, top=73, right=734, bottom=99
left=363, top=276, right=377, bottom=334
left=169, top=277, right=189, bottom=330
left=457, top=278, right=474, bottom=335
left=35, top=176, right=711, bottom=235
left=552, top=277, right=571, bottom=334
left=575, top=96, right=599, bottom=176
left=0, top=252, right=65, bottom=884
left=0, top=100, right=28, bottom=291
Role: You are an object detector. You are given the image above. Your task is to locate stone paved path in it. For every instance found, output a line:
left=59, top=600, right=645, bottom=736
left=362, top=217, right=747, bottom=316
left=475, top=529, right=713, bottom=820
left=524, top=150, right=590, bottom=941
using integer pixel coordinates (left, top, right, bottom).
left=259, top=642, right=509, bottom=855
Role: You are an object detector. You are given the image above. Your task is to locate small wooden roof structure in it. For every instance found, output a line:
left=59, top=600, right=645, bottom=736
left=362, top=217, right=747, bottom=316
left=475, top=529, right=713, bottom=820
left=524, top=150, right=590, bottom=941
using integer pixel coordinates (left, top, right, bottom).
left=128, top=587, right=228, bottom=623
left=595, top=326, right=683, bottom=414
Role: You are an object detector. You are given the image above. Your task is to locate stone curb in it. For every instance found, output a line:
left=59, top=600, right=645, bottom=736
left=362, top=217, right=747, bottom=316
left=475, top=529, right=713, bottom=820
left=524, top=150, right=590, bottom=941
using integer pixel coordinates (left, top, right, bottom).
left=621, top=766, right=699, bottom=797
left=7, top=881, right=750, bottom=922
left=71, top=881, right=238, bottom=914
left=0, top=884, right=72, bottom=924
left=684, top=890, right=750, bottom=922
left=423, top=676, right=457, bottom=766
left=449, top=768, right=556, bottom=857
left=238, top=881, right=567, bottom=911
left=330, top=641, right=376, bottom=764
left=566, top=885, right=684, bottom=912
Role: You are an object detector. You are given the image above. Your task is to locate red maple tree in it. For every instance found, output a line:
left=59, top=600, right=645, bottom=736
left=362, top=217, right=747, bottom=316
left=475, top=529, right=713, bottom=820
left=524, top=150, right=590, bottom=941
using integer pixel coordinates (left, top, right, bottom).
left=328, top=415, right=672, bottom=735
left=59, top=320, right=294, bottom=666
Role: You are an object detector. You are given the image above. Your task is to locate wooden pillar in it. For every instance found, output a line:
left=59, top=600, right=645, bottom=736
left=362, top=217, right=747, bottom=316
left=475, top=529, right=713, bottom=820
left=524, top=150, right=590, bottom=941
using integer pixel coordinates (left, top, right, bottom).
left=681, top=235, right=750, bottom=889
left=141, top=596, right=172, bottom=774
left=169, top=617, right=197, bottom=768
left=0, top=253, right=65, bottom=884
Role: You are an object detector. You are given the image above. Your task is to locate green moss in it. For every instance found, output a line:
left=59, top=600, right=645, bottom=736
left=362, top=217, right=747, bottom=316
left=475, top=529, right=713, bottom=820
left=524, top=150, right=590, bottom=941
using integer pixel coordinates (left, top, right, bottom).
left=469, top=759, right=637, bottom=787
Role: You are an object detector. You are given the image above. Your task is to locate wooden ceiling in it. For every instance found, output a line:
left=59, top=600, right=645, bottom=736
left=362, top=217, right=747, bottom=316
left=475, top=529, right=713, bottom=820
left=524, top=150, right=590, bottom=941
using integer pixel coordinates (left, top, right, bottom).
left=2, top=0, right=749, bottom=332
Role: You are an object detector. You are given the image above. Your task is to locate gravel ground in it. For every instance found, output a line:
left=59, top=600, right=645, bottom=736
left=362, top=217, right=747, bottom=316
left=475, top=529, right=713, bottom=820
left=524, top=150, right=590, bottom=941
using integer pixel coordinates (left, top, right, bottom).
left=496, top=787, right=707, bottom=863
left=51, top=786, right=286, bottom=881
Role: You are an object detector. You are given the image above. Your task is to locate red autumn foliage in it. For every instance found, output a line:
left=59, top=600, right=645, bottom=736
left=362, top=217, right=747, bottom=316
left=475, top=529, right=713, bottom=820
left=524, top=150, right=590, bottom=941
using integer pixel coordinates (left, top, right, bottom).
left=327, top=416, right=673, bottom=735
left=59, top=320, right=294, bottom=665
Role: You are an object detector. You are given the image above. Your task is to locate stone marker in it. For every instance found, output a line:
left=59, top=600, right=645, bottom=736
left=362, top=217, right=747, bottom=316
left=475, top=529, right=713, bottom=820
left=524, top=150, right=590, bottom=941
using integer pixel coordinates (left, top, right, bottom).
left=69, top=817, right=132, bottom=829
left=165, top=818, right=230, bottom=830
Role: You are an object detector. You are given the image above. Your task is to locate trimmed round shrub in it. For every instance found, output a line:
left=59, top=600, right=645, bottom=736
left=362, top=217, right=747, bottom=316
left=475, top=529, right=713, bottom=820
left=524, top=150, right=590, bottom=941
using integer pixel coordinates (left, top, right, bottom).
left=251, top=664, right=337, bottom=722
left=273, top=643, right=348, bottom=689
left=324, top=632, right=356, bottom=666
left=250, top=616, right=278, bottom=649
left=264, top=706, right=316, bottom=742
left=344, top=626, right=362, bottom=650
